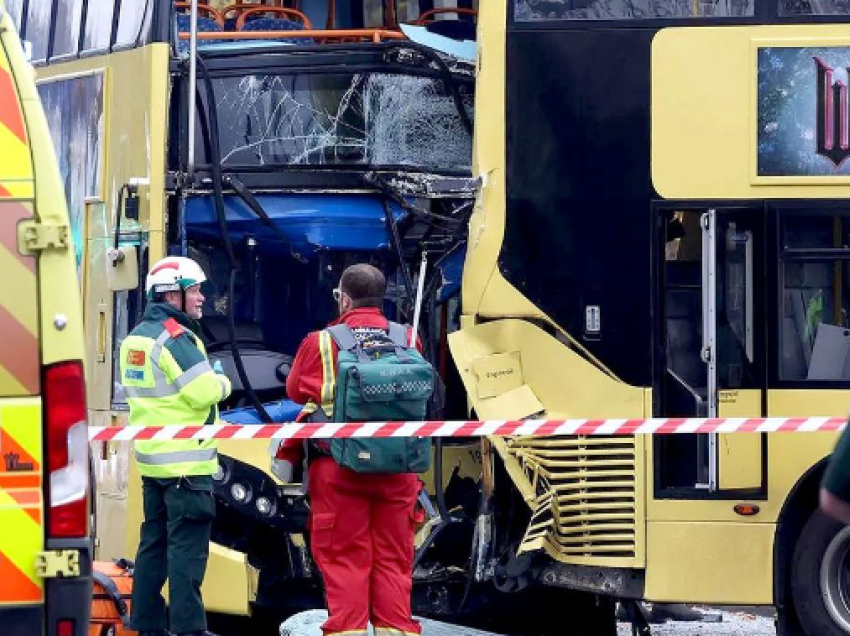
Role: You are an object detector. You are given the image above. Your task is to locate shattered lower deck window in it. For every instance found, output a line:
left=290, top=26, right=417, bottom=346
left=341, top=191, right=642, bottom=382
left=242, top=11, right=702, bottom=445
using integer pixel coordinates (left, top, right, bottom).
left=202, top=72, right=473, bottom=172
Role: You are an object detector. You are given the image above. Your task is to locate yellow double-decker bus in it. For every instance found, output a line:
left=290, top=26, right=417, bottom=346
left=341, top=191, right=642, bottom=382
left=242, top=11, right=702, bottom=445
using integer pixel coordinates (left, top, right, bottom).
left=0, top=3, right=91, bottom=636
left=27, top=0, right=850, bottom=633
left=10, top=0, right=489, bottom=631
left=447, top=1, right=850, bottom=634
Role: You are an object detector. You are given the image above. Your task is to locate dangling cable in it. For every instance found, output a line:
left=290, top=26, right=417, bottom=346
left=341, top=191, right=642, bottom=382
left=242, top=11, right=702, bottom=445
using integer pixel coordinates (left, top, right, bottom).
left=195, top=54, right=272, bottom=423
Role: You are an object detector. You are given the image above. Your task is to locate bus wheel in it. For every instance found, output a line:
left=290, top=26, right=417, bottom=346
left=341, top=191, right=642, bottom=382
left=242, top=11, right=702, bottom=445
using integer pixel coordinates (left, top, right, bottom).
left=791, top=509, right=850, bottom=636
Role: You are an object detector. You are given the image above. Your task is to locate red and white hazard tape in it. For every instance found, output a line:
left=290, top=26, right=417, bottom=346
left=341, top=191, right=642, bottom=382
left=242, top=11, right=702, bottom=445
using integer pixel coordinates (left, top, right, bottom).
left=87, top=416, right=849, bottom=442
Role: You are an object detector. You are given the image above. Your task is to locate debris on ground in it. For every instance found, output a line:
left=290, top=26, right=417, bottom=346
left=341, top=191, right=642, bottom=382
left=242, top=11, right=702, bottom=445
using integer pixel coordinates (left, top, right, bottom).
left=280, top=608, right=776, bottom=636
left=280, top=611, right=501, bottom=636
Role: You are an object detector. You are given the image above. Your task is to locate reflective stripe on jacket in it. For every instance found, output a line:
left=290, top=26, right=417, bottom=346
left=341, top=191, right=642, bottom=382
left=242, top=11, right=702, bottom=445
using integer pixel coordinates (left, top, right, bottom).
left=275, top=308, right=419, bottom=465
left=286, top=308, right=420, bottom=419
left=120, top=303, right=232, bottom=478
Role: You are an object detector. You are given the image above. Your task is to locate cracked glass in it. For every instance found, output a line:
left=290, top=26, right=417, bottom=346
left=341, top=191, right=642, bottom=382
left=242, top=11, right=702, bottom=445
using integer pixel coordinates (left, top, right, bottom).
left=197, top=72, right=473, bottom=173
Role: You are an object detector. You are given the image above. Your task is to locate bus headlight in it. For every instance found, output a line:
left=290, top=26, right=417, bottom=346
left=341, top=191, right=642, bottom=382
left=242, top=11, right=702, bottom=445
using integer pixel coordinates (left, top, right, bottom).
left=256, top=497, right=275, bottom=516
left=231, top=483, right=251, bottom=503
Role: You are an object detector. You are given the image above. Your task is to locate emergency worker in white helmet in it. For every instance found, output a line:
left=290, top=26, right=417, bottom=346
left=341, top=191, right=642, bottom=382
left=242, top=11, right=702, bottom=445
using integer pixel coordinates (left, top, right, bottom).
left=120, top=257, right=232, bottom=636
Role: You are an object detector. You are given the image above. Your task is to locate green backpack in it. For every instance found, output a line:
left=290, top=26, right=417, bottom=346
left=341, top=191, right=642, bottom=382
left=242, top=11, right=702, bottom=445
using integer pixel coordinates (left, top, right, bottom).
left=326, top=322, right=434, bottom=474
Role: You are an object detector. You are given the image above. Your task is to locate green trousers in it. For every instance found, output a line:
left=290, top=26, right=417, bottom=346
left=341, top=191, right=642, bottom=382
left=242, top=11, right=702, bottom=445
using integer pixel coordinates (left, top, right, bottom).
left=131, top=475, right=215, bottom=634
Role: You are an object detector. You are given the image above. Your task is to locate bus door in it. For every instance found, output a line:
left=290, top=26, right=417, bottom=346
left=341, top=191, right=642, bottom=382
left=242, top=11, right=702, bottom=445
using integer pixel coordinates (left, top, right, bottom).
left=655, top=204, right=765, bottom=496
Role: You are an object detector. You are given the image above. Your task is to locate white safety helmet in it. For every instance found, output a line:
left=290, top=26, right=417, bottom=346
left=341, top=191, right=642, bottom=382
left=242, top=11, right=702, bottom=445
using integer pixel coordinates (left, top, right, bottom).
left=146, top=257, right=207, bottom=299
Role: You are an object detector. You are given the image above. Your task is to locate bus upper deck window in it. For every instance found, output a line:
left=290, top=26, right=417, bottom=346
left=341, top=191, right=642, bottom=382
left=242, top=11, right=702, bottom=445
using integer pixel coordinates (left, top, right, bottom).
left=84, top=0, right=115, bottom=51
left=26, top=0, right=50, bottom=61
left=780, top=0, right=850, bottom=16
left=363, top=0, right=385, bottom=28
left=116, top=0, right=153, bottom=49
left=53, top=0, right=85, bottom=58
left=513, top=0, right=754, bottom=20
left=6, top=0, right=23, bottom=32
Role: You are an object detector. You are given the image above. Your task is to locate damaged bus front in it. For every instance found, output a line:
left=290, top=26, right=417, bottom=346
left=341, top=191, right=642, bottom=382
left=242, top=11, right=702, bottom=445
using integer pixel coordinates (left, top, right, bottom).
left=26, top=0, right=608, bottom=631
left=156, top=9, right=480, bottom=626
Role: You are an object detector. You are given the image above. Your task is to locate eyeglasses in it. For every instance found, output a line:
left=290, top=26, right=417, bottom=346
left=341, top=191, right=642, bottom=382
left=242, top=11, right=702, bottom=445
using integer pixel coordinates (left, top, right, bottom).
left=332, top=288, right=342, bottom=302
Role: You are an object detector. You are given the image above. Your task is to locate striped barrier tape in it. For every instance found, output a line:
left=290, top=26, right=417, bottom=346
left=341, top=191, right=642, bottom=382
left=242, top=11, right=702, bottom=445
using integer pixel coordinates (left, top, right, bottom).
left=88, top=416, right=850, bottom=442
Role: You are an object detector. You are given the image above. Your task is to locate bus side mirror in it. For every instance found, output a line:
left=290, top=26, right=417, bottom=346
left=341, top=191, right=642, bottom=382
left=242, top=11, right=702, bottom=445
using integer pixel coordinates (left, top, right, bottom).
left=108, top=245, right=139, bottom=291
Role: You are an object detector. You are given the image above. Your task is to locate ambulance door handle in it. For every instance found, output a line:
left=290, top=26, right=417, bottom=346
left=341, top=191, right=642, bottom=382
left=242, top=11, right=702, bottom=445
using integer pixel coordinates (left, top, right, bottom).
left=96, top=302, right=107, bottom=363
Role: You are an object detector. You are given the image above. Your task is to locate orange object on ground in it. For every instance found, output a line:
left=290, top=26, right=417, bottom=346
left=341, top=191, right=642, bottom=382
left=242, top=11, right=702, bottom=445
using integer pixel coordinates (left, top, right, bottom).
left=88, top=560, right=136, bottom=636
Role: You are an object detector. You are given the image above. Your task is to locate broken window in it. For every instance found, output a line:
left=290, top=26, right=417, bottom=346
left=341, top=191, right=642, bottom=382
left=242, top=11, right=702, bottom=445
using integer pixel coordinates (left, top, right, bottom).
left=197, top=72, right=473, bottom=173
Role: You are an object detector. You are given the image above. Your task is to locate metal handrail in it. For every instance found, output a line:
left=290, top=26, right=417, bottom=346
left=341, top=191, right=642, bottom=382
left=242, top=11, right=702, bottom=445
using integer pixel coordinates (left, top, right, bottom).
left=666, top=367, right=706, bottom=416
left=415, top=7, right=478, bottom=24
left=178, top=29, right=406, bottom=42
left=188, top=0, right=198, bottom=177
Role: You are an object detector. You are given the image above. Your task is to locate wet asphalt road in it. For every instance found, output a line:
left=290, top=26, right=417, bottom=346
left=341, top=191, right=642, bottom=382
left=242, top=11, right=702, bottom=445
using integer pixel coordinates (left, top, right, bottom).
left=615, top=611, right=776, bottom=635
left=269, top=608, right=778, bottom=636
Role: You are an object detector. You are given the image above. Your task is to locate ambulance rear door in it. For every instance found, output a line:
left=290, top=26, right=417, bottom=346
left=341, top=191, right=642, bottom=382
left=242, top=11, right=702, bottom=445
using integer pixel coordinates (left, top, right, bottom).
left=0, top=5, right=48, bottom=632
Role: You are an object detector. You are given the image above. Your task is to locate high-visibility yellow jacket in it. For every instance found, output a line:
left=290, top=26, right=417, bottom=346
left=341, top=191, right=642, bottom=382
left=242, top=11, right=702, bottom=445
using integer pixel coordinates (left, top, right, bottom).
left=119, top=303, right=232, bottom=478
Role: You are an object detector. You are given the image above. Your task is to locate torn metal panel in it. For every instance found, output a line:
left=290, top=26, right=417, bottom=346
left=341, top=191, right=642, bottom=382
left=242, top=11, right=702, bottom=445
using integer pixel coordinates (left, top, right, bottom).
left=436, top=248, right=465, bottom=302
left=381, top=173, right=480, bottom=197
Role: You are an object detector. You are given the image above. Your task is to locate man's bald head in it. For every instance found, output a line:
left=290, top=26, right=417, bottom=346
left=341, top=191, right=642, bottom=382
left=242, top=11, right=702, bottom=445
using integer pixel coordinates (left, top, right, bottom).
left=339, top=264, right=386, bottom=309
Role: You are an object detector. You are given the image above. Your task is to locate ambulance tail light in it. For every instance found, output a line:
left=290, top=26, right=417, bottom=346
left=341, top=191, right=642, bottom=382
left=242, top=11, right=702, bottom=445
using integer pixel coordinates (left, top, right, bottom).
left=44, top=361, right=90, bottom=538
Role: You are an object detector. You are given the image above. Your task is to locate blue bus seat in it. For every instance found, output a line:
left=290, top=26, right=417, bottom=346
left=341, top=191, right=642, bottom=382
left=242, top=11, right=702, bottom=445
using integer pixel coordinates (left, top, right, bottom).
left=175, top=13, right=224, bottom=52
left=240, top=18, right=313, bottom=45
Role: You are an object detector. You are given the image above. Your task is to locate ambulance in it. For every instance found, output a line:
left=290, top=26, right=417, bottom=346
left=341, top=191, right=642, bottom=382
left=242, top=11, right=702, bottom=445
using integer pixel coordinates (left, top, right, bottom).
left=0, top=3, right=91, bottom=636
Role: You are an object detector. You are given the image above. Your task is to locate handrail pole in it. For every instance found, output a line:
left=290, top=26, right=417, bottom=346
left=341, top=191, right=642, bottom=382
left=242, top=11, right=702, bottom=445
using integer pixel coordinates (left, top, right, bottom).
left=187, top=0, right=199, bottom=178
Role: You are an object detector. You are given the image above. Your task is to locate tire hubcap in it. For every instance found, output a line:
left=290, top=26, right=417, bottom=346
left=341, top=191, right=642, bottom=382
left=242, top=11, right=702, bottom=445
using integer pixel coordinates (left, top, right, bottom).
left=821, top=525, right=850, bottom=632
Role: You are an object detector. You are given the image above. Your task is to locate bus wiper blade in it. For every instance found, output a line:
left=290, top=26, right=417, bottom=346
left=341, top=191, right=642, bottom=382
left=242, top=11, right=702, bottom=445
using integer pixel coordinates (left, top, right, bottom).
left=224, top=174, right=297, bottom=255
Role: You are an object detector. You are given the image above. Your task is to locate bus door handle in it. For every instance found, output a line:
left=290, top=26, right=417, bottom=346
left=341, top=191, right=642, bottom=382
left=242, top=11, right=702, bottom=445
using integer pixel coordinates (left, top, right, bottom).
left=97, top=302, right=107, bottom=362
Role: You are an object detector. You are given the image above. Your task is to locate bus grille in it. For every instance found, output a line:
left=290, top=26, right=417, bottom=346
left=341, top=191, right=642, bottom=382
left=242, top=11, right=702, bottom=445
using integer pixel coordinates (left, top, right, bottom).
left=505, top=436, right=644, bottom=567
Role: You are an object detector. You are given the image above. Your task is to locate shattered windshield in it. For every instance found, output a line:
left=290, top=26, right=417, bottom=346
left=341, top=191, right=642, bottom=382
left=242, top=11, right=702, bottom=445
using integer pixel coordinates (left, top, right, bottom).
left=198, top=72, right=473, bottom=173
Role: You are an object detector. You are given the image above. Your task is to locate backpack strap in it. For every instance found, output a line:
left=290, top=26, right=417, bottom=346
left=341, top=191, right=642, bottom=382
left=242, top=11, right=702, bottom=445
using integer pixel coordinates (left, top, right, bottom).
left=326, top=325, right=369, bottom=363
left=92, top=569, right=131, bottom=627
left=387, top=322, right=408, bottom=348
left=387, top=321, right=413, bottom=361
left=326, top=324, right=357, bottom=351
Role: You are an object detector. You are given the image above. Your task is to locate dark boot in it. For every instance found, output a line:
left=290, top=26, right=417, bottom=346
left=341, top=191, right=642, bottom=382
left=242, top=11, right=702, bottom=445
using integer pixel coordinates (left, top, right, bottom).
left=646, top=603, right=705, bottom=623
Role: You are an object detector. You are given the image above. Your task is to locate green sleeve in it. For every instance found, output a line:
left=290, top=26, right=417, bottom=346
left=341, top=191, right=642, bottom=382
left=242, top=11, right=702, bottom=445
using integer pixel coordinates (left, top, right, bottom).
left=164, top=335, right=232, bottom=410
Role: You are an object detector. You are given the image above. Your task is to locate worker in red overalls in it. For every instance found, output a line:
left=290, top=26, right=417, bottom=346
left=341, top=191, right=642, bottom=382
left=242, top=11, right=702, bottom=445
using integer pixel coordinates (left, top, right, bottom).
left=275, top=264, right=422, bottom=636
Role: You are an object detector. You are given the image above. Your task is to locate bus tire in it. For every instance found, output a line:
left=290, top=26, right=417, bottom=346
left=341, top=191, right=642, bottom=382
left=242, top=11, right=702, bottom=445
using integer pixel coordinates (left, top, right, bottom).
left=791, top=509, right=850, bottom=636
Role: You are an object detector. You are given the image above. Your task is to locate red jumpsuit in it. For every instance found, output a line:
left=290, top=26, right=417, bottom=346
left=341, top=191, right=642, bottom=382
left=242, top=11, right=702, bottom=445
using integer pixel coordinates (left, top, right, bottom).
left=284, top=307, right=422, bottom=636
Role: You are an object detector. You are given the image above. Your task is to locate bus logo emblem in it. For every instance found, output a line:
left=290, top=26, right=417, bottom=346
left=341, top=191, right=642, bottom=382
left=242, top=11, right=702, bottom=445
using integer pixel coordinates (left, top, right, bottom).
left=815, top=57, right=850, bottom=167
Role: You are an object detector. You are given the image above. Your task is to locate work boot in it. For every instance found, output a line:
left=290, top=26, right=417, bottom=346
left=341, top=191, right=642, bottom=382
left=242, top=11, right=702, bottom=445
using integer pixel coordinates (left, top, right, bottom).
left=616, top=601, right=651, bottom=626
left=646, top=603, right=705, bottom=623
